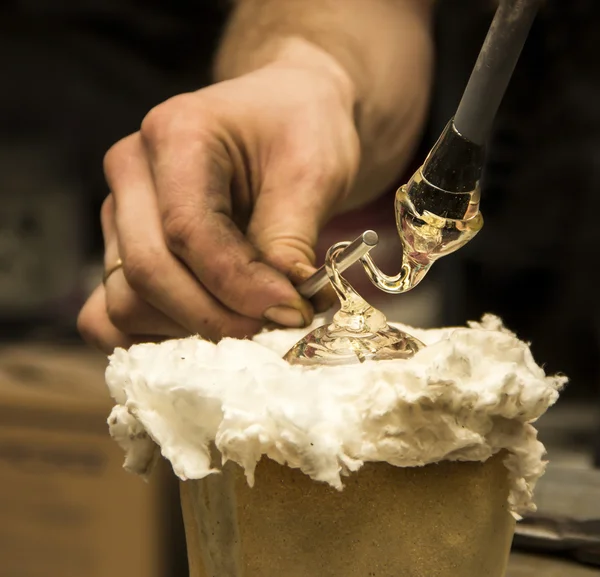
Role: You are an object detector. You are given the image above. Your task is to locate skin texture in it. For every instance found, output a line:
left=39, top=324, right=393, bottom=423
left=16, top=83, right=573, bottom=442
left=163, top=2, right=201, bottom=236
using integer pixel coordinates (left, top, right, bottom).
left=78, top=1, right=434, bottom=354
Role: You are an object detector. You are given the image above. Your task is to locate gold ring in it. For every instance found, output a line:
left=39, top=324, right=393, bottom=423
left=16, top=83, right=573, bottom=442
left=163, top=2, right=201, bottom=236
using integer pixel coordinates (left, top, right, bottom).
left=103, top=258, right=123, bottom=284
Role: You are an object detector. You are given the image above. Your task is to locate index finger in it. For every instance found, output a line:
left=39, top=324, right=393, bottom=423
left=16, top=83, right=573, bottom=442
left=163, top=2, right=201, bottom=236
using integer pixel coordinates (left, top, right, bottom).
left=147, top=135, right=312, bottom=326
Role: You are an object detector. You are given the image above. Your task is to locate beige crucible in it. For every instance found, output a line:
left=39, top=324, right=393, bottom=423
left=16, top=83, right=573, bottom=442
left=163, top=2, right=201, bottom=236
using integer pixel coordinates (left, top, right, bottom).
left=181, top=452, right=515, bottom=577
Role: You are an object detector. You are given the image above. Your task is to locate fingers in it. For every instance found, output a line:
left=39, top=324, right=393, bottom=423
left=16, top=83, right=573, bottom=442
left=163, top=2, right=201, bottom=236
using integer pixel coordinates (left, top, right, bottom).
left=78, top=286, right=176, bottom=355
left=140, top=109, right=311, bottom=326
left=101, top=194, right=190, bottom=339
left=245, top=138, right=351, bottom=315
left=78, top=196, right=183, bottom=354
left=104, top=134, right=265, bottom=341
left=105, top=271, right=192, bottom=338
left=246, top=158, right=332, bottom=272
left=288, top=262, right=337, bottom=314
left=78, top=285, right=137, bottom=354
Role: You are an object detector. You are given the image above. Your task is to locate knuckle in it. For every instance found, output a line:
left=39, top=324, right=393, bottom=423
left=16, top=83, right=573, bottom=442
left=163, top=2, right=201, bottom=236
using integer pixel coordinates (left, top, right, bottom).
left=121, top=249, right=161, bottom=294
left=162, top=206, right=197, bottom=253
left=102, top=145, right=119, bottom=180
left=140, top=105, right=166, bottom=143
left=100, top=194, right=114, bottom=226
left=105, top=291, right=138, bottom=332
left=101, top=194, right=114, bottom=216
left=103, top=136, right=136, bottom=184
left=76, top=305, right=97, bottom=346
left=140, top=94, right=194, bottom=144
left=77, top=293, right=112, bottom=352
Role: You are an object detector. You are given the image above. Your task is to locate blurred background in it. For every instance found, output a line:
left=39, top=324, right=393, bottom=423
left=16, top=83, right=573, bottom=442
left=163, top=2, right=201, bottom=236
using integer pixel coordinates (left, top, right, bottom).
left=0, top=1, right=599, bottom=576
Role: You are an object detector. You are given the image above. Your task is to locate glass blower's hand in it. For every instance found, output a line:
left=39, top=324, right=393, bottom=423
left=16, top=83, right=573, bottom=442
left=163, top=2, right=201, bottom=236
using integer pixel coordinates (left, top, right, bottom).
left=78, top=53, right=359, bottom=353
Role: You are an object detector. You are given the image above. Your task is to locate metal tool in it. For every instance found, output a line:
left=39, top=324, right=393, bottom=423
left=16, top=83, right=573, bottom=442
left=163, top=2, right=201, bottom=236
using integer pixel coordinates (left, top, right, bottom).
left=297, top=230, right=378, bottom=298
left=298, top=0, right=543, bottom=300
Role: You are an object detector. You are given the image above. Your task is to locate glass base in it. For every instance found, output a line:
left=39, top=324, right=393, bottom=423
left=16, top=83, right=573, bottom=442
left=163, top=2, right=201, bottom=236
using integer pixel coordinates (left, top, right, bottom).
left=283, top=322, right=424, bottom=366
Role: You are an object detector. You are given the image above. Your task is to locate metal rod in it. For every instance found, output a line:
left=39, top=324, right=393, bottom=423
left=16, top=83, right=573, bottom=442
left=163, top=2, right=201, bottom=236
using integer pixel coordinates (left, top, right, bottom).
left=454, top=0, right=543, bottom=146
left=297, top=230, right=379, bottom=298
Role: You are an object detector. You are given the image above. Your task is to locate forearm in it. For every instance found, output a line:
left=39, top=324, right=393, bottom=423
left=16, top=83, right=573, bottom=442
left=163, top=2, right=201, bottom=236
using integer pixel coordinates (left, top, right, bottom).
left=214, top=0, right=435, bottom=210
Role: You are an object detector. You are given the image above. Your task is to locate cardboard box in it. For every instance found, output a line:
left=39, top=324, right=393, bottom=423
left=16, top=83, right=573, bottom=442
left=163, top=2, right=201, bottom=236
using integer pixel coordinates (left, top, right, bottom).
left=0, top=344, right=185, bottom=577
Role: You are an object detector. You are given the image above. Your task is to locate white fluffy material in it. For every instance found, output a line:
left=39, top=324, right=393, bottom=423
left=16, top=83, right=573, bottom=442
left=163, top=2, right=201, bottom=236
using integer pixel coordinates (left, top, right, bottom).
left=105, top=314, right=565, bottom=517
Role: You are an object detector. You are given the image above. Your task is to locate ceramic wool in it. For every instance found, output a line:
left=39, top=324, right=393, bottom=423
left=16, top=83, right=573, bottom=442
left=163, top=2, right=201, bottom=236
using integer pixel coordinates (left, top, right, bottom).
left=105, top=314, right=565, bottom=518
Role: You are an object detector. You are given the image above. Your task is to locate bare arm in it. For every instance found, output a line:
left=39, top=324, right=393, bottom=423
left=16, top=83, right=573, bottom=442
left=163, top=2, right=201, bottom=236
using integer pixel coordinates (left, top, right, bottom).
left=215, top=0, right=436, bottom=210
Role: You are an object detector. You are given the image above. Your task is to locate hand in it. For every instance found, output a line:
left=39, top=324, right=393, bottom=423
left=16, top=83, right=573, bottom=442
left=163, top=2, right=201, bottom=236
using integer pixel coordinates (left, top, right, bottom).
left=78, top=47, right=359, bottom=353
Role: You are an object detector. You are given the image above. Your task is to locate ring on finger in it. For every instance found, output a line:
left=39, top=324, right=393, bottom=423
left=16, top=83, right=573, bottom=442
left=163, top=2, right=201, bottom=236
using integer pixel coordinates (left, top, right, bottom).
left=103, top=258, right=123, bottom=285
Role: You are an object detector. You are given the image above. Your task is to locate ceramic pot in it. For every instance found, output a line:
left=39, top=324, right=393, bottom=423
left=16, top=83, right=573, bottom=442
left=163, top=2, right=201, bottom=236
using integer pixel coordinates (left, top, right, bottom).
left=180, top=451, right=515, bottom=577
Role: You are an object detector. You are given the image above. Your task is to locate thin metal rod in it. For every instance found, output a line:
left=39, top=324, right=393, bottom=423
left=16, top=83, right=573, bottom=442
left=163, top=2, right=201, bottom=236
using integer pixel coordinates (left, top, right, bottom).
left=297, top=230, right=379, bottom=298
left=454, top=0, right=543, bottom=145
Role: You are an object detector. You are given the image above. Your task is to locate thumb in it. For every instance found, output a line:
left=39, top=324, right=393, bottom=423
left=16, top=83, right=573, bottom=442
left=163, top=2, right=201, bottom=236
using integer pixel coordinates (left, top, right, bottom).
left=248, top=198, right=318, bottom=274
left=247, top=177, right=339, bottom=313
left=247, top=157, right=345, bottom=272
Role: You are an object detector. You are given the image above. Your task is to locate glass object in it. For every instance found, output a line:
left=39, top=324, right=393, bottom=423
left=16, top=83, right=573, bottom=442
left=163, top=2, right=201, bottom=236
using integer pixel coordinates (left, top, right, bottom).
left=284, top=241, right=424, bottom=366
left=295, top=120, right=485, bottom=302
left=361, top=169, right=483, bottom=295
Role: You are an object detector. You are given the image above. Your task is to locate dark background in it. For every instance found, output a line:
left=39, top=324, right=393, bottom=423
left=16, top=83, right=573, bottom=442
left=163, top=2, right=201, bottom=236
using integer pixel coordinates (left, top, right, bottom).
left=1, top=0, right=599, bottom=440
left=0, top=1, right=598, bottom=434
left=0, top=4, right=599, bottom=574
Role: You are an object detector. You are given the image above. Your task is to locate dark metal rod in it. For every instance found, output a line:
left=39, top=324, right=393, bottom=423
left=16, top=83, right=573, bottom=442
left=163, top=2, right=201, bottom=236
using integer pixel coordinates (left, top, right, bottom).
left=454, top=0, right=543, bottom=146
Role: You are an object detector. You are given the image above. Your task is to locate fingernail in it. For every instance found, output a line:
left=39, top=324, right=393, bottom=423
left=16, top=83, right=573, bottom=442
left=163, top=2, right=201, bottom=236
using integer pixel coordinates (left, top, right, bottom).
left=294, top=262, right=317, bottom=275
left=263, top=306, right=306, bottom=328
left=289, top=262, right=318, bottom=285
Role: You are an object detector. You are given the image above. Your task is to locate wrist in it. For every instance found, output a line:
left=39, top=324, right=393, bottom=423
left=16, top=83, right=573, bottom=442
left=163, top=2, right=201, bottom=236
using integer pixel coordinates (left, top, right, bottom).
left=215, top=35, right=359, bottom=118
left=268, top=37, right=358, bottom=106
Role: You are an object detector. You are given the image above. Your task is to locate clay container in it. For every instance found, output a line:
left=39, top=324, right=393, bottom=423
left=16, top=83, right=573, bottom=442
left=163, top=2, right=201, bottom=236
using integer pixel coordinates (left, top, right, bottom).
left=180, top=451, right=515, bottom=577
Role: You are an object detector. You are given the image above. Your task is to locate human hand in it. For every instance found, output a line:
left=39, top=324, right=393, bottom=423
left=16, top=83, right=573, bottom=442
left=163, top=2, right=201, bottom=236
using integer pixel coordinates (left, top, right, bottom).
left=78, top=45, right=358, bottom=353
